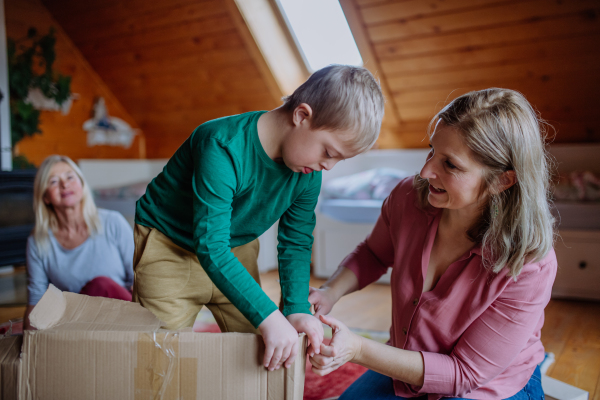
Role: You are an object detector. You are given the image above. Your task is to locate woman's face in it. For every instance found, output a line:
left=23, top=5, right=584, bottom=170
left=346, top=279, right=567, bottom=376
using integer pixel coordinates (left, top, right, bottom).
left=420, top=120, right=488, bottom=214
left=43, top=162, right=84, bottom=209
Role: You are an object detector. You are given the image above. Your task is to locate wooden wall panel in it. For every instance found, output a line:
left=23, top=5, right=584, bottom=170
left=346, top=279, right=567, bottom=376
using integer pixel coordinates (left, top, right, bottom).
left=347, top=0, right=600, bottom=148
left=4, top=0, right=144, bottom=166
left=42, top=0, right=281, bottom=159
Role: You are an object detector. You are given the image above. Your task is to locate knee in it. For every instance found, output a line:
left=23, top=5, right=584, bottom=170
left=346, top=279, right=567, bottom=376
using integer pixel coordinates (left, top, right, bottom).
left=80, top=276, right=132, bottom=301
left=83, top=276, right=118, bottom=292
left=87, top=276, right=116, bottom=287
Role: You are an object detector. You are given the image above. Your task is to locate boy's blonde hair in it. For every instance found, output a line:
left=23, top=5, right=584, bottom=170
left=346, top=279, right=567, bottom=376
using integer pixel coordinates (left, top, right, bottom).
left=33, top=155, right=102, bottom=254
left=282, top=64, right=385, bottom=152
left=414, top=88, right=555, bottom=279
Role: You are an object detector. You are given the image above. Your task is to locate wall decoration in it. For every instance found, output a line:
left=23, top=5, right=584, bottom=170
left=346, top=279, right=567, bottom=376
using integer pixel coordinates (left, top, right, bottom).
left=7, top=27, right=72, bottom=169
left=83, top=97, right=138, bottom=148
left=24, top=87, right=77, bottom=115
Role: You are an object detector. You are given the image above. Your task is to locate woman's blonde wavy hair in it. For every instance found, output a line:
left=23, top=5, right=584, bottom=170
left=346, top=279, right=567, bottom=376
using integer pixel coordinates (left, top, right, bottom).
left=33, top=155, right=102, bottom=254
left=414, top=88, right=556, bottom=279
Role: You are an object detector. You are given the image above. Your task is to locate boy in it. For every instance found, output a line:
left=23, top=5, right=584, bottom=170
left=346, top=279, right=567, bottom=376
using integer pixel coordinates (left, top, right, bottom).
left=132, top=65, right=385, bottom=371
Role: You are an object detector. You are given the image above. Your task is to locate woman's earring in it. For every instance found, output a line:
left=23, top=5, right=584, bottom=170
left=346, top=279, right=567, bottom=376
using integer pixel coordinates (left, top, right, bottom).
left=492, top=199, right=499, bottom=218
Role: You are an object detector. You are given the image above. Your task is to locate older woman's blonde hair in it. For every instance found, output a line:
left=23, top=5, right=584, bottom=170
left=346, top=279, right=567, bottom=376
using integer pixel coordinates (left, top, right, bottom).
left=33, top=155, right=101, bottom=253
left=414, top=88, right=555, bottom=279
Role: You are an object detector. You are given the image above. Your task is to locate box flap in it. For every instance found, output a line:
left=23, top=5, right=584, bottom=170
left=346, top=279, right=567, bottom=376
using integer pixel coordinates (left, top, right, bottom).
left=30, top=284, right=162, bottom=332
left=29, top=284, right=65, bottom=330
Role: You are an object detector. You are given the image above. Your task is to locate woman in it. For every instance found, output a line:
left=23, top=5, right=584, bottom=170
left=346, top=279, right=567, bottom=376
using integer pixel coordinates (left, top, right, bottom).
left=24, top=155, right=134, bottom=329
left=308, top=89, right=555, bottom=399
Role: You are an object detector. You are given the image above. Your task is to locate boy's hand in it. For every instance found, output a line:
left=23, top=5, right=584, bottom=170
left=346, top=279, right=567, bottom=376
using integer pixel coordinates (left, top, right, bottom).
left=286, top=313, right=324, bottom=357
left=258, top=310, right=299, bottom=370
left=308, top=286, right=338, bottom=318
left=309, top=314, right=361, bottom=376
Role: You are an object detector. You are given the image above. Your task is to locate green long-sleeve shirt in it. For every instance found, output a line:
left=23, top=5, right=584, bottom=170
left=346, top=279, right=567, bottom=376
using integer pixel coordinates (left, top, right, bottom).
left=135, top=111, right=321, bottom=327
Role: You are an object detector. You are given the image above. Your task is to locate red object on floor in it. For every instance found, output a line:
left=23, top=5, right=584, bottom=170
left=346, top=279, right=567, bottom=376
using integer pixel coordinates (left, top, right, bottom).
left=0, top=320, right=23, bottom=335
left=192, top=321, right=222, bottom=333
left=79, top=276, right=132, bottom=301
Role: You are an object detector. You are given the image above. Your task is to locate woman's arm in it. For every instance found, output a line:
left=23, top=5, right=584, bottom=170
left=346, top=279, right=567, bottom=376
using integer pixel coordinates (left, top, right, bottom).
left=25, top=236, right=49, bottom=321
left=308, top=265, right=359, bottom=317
left=310, top=315, right=424, bottom=386
left=110, top=211, right=135, bottom=289
left=355, top=332, right=424, bottom=386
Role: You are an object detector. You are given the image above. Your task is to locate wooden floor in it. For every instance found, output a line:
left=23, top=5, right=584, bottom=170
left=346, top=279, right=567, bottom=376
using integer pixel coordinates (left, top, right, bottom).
left=1, top=270, right=598, bottom=398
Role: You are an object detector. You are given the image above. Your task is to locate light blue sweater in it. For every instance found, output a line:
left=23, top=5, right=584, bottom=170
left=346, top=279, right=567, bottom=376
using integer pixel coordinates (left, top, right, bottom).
left=26, top=209, right=134, bottom=305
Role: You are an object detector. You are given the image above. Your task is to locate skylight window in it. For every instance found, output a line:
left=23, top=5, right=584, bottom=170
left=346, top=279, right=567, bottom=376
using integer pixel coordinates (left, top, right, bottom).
left=276, top=0, right=363, bottom=72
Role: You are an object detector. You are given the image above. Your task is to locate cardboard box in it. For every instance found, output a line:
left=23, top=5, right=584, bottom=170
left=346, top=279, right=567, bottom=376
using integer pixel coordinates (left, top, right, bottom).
left=11, top=284, right=307, bottom=400
left=0, top=335, right=21, bottom=400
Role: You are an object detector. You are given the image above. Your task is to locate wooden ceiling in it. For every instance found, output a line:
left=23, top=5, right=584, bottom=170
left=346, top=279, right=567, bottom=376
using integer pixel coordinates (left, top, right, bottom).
left=343, top=0, right=600, bottom=147
left=41, top=0, right=600, bottom=156
left=42, top=0, right=281, bottom=158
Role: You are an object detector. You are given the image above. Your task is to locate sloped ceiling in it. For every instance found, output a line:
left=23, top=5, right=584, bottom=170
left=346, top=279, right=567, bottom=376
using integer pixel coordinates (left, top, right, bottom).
left=42, top=0, right=281, bottom=158
left=42, top=0, right=600, bottom=155
left=344, top=0, right=600, bottom=147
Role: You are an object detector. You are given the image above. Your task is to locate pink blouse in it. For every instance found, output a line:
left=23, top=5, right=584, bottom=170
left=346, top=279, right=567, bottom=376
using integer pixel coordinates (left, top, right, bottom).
left=342, top=177, right=556, bottom=399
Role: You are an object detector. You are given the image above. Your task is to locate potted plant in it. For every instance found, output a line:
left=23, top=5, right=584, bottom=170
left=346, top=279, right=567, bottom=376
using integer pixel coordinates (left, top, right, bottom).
left=7, top=27, right=72, bottom=169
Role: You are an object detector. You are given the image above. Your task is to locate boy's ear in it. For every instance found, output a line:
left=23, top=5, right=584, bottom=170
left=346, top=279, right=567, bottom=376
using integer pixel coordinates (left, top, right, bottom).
left=292, top=103, right=313, bottom=127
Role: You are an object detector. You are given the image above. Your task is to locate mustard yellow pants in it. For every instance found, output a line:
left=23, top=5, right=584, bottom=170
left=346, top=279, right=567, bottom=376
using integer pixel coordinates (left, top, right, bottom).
left=132, top=224, right=260, bottom=333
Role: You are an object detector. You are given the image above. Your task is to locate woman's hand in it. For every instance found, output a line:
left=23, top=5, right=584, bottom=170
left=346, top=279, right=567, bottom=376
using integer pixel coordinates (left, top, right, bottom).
left=308, top=266, right=359, bottom=318
left=308, top=286, right=338, bottom=318
left=309, top=314, right=362, bottom=376
left=258, top=310, right=300, bottom=371
left=286, top=313, right=324, bottom=357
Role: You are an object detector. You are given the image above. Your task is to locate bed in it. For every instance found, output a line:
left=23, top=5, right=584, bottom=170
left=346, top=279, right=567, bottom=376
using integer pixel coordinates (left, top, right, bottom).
left=312, top=149, right=429, bottom=284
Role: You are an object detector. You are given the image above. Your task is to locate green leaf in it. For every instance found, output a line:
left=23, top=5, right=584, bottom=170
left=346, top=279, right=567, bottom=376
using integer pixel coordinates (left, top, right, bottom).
left=12, top=155, right=36, bottom=170
left=6, top=26, right=71, bottom=150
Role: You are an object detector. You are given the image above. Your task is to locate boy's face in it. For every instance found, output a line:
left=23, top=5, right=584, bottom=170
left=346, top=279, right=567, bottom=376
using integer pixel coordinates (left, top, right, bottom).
left=281, top=125, right=360, bottom=174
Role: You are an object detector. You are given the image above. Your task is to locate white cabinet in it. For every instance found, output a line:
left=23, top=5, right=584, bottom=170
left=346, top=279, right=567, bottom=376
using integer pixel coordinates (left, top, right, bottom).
left=312, top=213, right=392, bottom=283
left=552, top=230, right=600, bottom=301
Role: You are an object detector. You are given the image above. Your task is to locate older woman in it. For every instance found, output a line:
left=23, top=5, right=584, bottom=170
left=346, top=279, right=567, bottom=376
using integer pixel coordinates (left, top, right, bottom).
left=24, top=155, right=134, bottom=329
left=308, top=89, right=555, bottom=400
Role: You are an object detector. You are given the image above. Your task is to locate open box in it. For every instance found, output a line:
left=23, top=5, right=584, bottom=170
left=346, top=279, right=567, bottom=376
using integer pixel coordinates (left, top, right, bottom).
left=3, top=284, right=307, bottom=399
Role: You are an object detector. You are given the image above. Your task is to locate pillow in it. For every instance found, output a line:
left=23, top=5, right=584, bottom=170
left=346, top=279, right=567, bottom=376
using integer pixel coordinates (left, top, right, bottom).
left=322, top=168, right=409, bottom=200
left=553, top=171, right=600, bottom=202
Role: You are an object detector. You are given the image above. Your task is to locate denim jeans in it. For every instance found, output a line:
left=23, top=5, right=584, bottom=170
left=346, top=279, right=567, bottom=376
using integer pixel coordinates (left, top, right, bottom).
left=339, top=365, right=544, bottom=400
